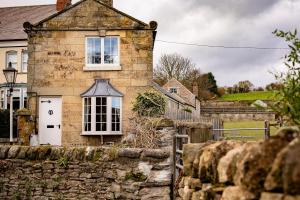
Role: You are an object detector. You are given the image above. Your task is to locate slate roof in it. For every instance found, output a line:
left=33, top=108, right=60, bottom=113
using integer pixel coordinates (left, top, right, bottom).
left=0, top=4, right=57, bottom=41
left=81, top=79, right=123, bottom=97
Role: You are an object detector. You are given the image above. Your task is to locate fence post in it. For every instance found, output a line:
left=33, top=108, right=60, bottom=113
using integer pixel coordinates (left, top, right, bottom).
left=264, top=120, right=270, bottom=139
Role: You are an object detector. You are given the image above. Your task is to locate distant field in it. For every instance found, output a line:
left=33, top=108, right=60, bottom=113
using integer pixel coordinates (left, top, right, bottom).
left=219, top=91, right=276, bottom=101
left=223, top=120, right=279, bottom=140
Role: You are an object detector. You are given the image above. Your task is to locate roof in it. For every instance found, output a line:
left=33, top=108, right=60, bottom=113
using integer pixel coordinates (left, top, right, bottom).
left=31, top=0, right=150, bottom=29
left=81, top=79, right=123, bottom=97
left=166, top=78, right=196, bottom=97
left=163, top=78, right=197, bottom=105
left=0, top=4, right=57, bottom=41
left=152, top=81, right=192, bottom=106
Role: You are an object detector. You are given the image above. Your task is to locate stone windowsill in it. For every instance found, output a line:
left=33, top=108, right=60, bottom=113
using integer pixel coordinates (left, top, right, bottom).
left=83, top=65, right=121, bottom=71
left=81, top=132, right=123, bottom=136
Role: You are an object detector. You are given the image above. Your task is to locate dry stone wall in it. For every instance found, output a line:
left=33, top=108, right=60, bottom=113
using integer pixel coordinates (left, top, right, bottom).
left=178, top=127, right=300, bottom=200
left=202, top=113, right=275, bottom=122
left=0, top=145, right=171, bottom=199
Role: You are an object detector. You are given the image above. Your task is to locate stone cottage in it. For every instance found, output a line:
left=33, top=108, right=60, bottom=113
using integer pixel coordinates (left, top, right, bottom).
left=24, top=0, right=157, bottom=146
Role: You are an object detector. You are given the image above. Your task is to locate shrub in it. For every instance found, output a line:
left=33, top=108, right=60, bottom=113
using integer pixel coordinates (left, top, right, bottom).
left=132, top=90, right=166, bottom=117
left=272, top=29, right=300, bottom=126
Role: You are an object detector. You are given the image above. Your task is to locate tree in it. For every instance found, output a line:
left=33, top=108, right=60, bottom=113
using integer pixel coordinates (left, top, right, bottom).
left=237, top=80, right=254, bottom=93
left=205, top=72, right=218, bottom=95
left=272, top=29, right=300, bottom=125
left=154, top=53, right=196, bottom=85
left=153, top=53, right=220, bottom=100
left=265, top=82, right=283, bottom=91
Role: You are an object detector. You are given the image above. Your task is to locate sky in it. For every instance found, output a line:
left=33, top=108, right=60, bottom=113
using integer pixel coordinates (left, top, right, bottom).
left=1, top=0, right=300, bottom=87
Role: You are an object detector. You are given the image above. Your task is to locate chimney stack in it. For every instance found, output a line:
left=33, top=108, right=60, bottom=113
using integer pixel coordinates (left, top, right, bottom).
left=192, top=82, right=199, bottom=97
left=101, top=0, right=113, bottom=7
left=56, top=0, right=72, bottom=12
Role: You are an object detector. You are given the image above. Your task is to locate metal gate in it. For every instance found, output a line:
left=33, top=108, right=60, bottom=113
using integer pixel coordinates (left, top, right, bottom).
left=212, top=121, right=278, bottom=140
left=172, top=127, right=190, bottom=199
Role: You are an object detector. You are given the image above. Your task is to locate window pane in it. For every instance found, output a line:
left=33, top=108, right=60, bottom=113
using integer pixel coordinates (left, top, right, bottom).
left=22, top=51, right=28, bottom=72
left=87, top=38, right=101, bottom=64
left=7, top=51, right=17, bottom=69
left=111, top=97, right=121, bottom=132
left=84, top=98, right=91, bottom=131
left=0, top=90, right=4, bottom=109
left=96, top=97, right=107, bottom=131
left=104, top=37, right=118, bottom=64
left=170, top=88, right=177, bottom=93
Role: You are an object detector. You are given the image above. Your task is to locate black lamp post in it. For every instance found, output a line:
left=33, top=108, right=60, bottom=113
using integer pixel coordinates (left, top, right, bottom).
left=3, top=62, right=18, bottom=144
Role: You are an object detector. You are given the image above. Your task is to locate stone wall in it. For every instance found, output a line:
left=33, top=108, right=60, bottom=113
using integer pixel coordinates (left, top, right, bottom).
left=178, top=127, right=300, bottom=200
left=0, top=145, right=171, bottom=199
left=201, top=100, right=275, bottom=122
left=202, top=113, right=275, bottom=122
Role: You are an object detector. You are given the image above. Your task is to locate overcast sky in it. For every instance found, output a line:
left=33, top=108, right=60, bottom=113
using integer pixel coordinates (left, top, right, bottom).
left=1, top=0, right=299, bottom=87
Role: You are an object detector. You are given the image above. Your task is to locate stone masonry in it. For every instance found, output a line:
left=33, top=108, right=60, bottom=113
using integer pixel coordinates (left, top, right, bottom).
left=25, top=0, right=157, bottom=145
left=0, top=145, right=171, bottom=199
left=177, top=127, right=300, bottom=200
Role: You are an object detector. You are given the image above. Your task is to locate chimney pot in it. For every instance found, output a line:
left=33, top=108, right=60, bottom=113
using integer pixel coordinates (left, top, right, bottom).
left=56, top=0, right=72, bottom=12
left=192, top=83, right=199, bottom=97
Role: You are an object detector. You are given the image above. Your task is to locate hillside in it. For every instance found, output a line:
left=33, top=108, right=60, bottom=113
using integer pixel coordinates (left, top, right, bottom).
left=219, top=91, right=276, bottom=101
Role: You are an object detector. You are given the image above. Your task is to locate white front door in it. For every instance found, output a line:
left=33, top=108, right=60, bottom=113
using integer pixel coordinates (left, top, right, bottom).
left=39, top=97, right=62, bottom=145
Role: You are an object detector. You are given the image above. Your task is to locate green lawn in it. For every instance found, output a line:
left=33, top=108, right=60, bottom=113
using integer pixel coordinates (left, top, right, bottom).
left=219, top=91, right=276, bottom=101
left=223, top=120, right=279, bottom=140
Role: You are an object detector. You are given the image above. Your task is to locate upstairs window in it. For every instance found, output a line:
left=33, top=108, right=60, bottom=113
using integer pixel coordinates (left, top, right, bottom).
left=170, top=87, right=178, bottom=94
left=85, top=36, right=120, bottom=69
left=21, top=50, right=28, bottom=73
left=6, top=51, right=17, bottom=69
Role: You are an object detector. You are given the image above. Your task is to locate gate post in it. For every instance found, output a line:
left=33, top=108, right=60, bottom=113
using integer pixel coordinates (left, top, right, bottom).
left=264, top=120, right=270, bottom=139
left=17, top=109, right=34, bottom=146
left=172, top=134, right=176, bottom=200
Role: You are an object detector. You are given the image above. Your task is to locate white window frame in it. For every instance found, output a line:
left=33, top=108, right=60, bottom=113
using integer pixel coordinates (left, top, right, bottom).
left=6, top=50, right=18, bottom=69
left=84, top=36, right=121, bottom=71
left=0, top=88, right=27, bottom=110
left=0, top=90, right=5, bottom=109
left=21, top=50, right=28, bottom=73
left=81, top=96, right=122, bottom=135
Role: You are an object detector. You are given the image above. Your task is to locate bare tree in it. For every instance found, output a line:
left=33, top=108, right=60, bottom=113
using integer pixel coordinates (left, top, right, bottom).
left=154, top=53, right=196, bottom=85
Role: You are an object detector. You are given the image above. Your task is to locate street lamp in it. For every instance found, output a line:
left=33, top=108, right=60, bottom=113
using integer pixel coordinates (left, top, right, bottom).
left=3, top=62, right=18, bottom=144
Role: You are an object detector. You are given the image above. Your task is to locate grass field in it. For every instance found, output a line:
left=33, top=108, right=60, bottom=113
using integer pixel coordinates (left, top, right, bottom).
left=223, top=120, right=279, bottom=140
left=219, top=91, right=276, bottom=101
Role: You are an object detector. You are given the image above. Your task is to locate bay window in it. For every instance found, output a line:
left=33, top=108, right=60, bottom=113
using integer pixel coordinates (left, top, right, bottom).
left=85, top=36, right=120, bottom=70
left=83, top=97, right=122, bottom=134
left=81, top=79, right=123, bottom=135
